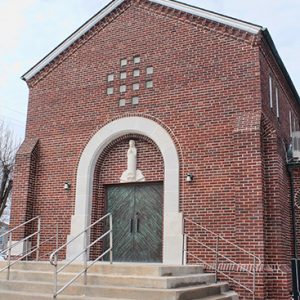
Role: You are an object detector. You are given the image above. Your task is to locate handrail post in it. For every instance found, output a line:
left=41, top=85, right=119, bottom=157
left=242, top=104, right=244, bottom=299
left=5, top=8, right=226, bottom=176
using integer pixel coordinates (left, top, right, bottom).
left=56, top=224, right=59, bottom=250
left=7, top=232, right=12, bottom=280
left=183, top=234, right=187, bottom=265
left=48, top=213, right=113, bottom=298
left=253, top=256, right=256, bottom=300
left=36, top=217, right=41, bottom=261
left=215, top=235, right=219, bottom=283
left=182, top=217, right=185, bottom=265
left=109, top=214, right=113, bottom=264
left=53, top=253, right=58, bottom=298
left=83, top=228, right=88, bottom=285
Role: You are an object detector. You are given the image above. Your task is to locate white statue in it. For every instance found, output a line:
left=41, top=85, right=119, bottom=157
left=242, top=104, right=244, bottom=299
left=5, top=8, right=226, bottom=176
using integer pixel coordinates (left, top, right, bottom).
left=120, top=140, right=145, bottom=182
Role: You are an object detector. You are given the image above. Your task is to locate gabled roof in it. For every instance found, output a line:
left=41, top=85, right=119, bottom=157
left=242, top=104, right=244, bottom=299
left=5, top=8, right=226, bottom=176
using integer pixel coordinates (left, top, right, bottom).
left=21, top=0, right=262, bottom=82
left=20, top=0, right=300, bottom=104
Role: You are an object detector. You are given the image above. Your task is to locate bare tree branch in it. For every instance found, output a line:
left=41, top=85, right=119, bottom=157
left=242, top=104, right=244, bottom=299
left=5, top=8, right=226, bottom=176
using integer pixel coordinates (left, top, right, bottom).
left=0, top=121, right=20, bottom=220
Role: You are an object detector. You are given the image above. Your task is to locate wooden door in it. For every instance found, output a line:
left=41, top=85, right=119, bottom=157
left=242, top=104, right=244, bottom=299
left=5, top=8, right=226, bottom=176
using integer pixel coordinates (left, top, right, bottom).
left=106, top=182, right=163, bottom=263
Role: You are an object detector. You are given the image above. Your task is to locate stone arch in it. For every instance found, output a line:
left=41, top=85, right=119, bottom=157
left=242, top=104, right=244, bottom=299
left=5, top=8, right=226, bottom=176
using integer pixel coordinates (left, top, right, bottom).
left=66, top=116, right=183, bottom=264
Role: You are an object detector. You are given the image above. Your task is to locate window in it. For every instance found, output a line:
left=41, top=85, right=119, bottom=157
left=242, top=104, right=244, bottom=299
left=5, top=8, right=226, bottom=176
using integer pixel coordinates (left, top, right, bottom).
left=146, top=80, right=153, bottom=88
left=269, top=75, right=273, bottom=108
left=107, top=74, right=114, bottom=82
left=146, top=66, right=154, bottom=75
left=132, top=96, right=139, bottom=105
left=119, top=99, right=126, bottom=107
left=120, top=85, right=126, bottom=93
left=133, top=83, right=140, bottom=91
left=120, top=59, right=127, bottom=67
left=133, top=69, right=140, bottom=77
left=107, top=87, right=113, bottom=95
left=120, top=72, right=127, bottom=80
left=134, top=56, right=141, bottom=64
left=289, top=111, right=293, bottom=137
left=275, top=87, right=279, bottom=118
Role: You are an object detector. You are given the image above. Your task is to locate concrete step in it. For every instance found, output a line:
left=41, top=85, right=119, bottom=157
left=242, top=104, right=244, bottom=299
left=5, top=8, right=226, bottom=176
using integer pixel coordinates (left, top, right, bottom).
left=0, top=290, right=238, bottom=300
left=0, top=269, right=216, bottom=288
left=0, top=280, right=56, bottom=295
left=0, top=261, right=204, bottom=276
left=0, top=279, right=230, bottom=299
left=0, top=290, right=130, bottom=300
left=0, top=262, right=239, bottom=299
left=71, top=283, right=232, bottom=300
left=0, top=289, right=238, bottom=300
left=196, top=291, right=239, bottom=300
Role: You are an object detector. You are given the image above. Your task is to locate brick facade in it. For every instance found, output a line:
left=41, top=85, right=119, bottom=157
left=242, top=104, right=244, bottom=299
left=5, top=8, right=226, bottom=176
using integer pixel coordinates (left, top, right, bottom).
left=10, top=0, right=300, bottom=299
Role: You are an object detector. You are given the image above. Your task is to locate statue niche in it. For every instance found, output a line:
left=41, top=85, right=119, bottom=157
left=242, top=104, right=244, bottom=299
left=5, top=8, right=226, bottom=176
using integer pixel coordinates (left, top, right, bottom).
left=120, top=140, right=145, bottom=183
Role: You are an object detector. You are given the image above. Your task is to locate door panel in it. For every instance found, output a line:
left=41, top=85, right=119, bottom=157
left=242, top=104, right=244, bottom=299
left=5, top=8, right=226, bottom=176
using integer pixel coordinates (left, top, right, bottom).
left=134, top=184, right=163, bottom=262
left=106, top=185, right=135, bottom=262
left=106, top=182, right=163, bottom=263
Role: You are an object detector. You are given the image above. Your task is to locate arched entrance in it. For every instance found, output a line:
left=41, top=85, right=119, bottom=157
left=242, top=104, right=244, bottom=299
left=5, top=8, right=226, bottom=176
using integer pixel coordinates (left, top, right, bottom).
left=66, top=116, right=183, bottom=264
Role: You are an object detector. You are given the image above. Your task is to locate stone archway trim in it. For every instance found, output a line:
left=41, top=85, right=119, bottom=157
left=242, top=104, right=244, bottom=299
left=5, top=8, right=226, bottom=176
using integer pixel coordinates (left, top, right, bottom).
left=66, top=116, right=183, bottom=264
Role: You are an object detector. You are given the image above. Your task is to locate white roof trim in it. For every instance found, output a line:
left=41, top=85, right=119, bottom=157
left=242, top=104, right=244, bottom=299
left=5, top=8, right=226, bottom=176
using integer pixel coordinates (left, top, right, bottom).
left=22, top=0, right=262, bottom=81
left=150, top=0, right=261, bottom=34
left=22, top=0, right=125, bottom=81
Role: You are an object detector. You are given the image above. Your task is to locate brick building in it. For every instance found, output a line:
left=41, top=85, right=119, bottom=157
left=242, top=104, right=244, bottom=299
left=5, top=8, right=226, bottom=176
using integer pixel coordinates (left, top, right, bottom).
left=9, top=0, right=300, bottom=299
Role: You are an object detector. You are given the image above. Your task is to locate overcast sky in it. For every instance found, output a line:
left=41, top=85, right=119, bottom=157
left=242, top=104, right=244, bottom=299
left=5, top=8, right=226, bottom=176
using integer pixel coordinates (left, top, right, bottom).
left=0, top=0, right=299, bottom=139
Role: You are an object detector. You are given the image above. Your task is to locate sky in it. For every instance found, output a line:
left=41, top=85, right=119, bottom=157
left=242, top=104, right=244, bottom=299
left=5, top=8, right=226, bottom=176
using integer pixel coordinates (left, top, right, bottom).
left=0, top=0, right=299, bottom=140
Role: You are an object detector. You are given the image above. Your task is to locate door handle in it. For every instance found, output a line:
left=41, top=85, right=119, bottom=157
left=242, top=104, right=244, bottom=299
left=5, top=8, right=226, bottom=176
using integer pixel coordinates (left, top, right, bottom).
left=136, top=215, right=140, bottom=233
left=130, top=219, right=133, bottom=233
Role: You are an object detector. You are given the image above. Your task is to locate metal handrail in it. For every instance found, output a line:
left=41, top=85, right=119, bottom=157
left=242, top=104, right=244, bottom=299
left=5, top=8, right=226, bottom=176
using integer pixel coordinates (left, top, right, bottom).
left=185, top=218, right=261, bottom=260
left=183, top=218, right=261, bottom=300
left=49, top=213, right=113, bottom=298
left=0, top=216, right=41, bottom=280
left=0, top=216, right=40, bottom=240
left=187, top=235, right=256, bottom=275
left=39, top=226, right=59, bottom=260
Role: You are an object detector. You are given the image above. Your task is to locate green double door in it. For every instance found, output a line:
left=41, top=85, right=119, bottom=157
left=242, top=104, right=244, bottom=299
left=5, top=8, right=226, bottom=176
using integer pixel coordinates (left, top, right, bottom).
left=106, top=182, right=163, bottom=263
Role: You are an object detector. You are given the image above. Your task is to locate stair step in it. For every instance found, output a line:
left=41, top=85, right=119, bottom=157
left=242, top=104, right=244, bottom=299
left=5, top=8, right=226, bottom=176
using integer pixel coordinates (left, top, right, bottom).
left=0, top=279, right=229, bottom=299
left=0, top=269, right=216, bottom=288
left=195, top=291, right=239, bottom=300
left=0, top=289, right=131, bottom=300
left=0, top=289, right=238, bottom=300
left=0, top=262, right=239, bottom=299
left=0, top=262, right=204, bottom=276
left=76, top=282, right=229, bottom=299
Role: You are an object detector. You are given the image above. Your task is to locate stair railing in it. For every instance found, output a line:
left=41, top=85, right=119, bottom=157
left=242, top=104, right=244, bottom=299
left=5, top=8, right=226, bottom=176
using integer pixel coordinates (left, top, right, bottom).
left=49, top=213, right=113, bottom=298
left=38, top=224, right=59, bottom=260
left=17, top=224, right=59, bottom=261
left=183, top=218, right=261, bottom=300
left=0, top=216, right=41, bottom=280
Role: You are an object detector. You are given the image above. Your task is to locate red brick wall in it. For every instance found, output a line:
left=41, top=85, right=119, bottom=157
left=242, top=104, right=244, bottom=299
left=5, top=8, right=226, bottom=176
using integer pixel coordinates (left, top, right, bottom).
left=258, top=34, right=300, bottom=299
left=261, top=115, right=292, bottom=299
left=9, top=1, right=300, bottom=299
left=10, top=138, right=39, bottom=240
